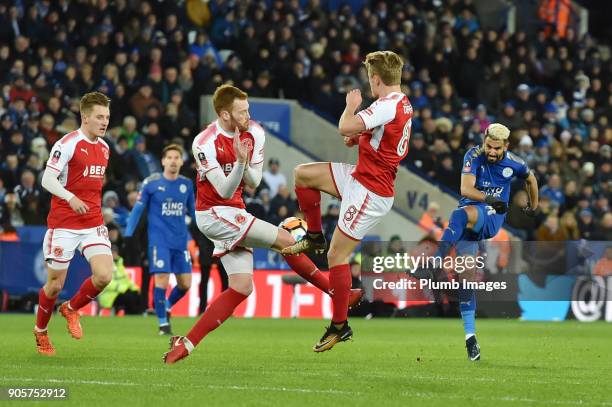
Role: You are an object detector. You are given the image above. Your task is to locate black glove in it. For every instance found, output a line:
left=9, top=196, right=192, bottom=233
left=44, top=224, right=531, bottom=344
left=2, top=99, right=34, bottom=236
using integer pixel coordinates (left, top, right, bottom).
left=485, top=195, right=508, bottom=214
left=522, top=207, right=537, bottom=217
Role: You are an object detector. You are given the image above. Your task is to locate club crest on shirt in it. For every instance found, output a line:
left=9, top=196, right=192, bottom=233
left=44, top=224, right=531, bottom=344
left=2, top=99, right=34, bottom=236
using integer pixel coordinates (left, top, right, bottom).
left=53, top=247, right=64, bottom=257
left=102, top=147, right=109, bottom=160
left=502, top=167, right=513, bottom=178
left=180, top=184, right=187, bottom=193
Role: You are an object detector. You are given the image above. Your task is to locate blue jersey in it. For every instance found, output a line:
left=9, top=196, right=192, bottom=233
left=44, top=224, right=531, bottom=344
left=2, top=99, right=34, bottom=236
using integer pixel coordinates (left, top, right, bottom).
left=459, top=146, right=530, bottom=207
left=125, top=173, right=196, bottom=251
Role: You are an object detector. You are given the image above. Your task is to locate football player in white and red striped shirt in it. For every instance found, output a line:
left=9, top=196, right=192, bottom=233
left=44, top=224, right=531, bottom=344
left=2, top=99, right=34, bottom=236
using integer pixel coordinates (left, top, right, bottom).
left=282, top=51, right=413, bottom=352
left=33, top=92, right=114, bottom=356
left=163, top=85, right=362, bottom=364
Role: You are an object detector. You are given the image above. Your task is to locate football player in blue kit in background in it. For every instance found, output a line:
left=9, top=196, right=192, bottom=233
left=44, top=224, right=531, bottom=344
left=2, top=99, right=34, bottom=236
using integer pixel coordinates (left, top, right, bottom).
left=125, top=144, right=196, bottom=335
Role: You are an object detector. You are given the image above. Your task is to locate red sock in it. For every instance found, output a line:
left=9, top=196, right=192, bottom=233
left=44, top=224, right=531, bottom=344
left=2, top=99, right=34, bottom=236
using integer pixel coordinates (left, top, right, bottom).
left=69, top=277, right=102, bottom=310
left=36, top=288, right=57, bottom=330
left=284, top=253, right=330, bottom=294
left=329, top=264, right=351, bottom=324
left=186, top=288, right=247, bottom=347
left=295, top=186, right=322, bottom=233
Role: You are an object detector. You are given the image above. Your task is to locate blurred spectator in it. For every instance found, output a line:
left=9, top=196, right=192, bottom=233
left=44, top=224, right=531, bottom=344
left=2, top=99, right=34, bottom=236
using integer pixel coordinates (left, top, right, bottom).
left=593, top=213, right=612, bottom=241
left=128, top=136, right=162, bottom=180
left=0, top=154, right=21, bottom=191
left=386, top=235, right=406, bottom=256
left=322, top=202, right=340, bottom=244
left=270, top=185, right=297, bottom=217
left=540, top=174, right=564, bottom=207
left=102, top=190, right=129, bottom=231
left=593, top=247, right=612, bottom=277
left=13, top=169, right=46, bottom=224
left=536, top=215, right=567, bottom=241
left=119, top=116, right=140, bottom=149
left=405, top=133, right=434, bottom=177
left=3, top=193, right=23, bottom=227
left=262, top=158, right=286, bottom=198
left=577, top=208, right=596, bottom=240
left=243, top=184, right=266, bottom=220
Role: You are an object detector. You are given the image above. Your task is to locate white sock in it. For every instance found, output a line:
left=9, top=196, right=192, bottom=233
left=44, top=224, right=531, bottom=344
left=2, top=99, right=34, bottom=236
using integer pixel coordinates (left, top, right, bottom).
left=465, top=334, right=475, bottom=340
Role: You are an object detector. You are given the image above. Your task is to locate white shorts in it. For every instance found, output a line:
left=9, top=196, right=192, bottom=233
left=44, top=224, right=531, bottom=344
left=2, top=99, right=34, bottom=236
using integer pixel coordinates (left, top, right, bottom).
left=195, top=206, right=278, bottom=268
left=330, top=162, right=394, bottom=241
left=43, top=225, right=112, bottom=270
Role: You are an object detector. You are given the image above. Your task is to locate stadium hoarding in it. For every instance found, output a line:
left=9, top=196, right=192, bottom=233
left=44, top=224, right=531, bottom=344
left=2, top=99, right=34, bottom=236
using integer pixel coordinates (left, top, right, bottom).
left=1, top=237, right=610, bottom=321
left=247, top=99, right=292, bottom=143
left=357, top=240, right=612, bottom=321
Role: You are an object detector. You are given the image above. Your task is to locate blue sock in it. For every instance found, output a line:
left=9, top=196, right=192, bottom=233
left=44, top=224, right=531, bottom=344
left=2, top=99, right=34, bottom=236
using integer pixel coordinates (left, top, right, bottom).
left=153, top=287, right=168, bottom=325
left=437, top=208, right=468, bottom=257
left=459, top=288, right=476, bottom=338
left=167, top=286, right=188, bottom=308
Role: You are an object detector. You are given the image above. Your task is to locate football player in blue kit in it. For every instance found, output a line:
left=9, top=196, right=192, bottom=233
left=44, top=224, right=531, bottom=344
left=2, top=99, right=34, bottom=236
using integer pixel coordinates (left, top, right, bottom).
left=437, top=123, right=539, bottom=360
left=125, top=144, right=196, bottom=335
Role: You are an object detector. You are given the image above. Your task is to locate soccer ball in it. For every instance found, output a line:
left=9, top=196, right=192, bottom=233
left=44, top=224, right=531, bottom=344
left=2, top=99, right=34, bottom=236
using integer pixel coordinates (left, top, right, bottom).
left=279, top=217, right=308, bottom=242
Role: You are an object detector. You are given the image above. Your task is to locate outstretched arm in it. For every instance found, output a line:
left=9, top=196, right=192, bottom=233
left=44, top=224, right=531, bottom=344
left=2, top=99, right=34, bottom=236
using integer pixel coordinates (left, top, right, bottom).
left=524, top=172, right=539, bottom=210
left=124, top=202, right=145, bottom=237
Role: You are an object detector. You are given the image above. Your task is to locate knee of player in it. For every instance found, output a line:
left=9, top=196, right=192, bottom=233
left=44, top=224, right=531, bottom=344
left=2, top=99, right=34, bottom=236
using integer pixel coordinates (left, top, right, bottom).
left=276, top=228, right=296, bottom=251
left=230, top=280, right=253, bottom=296
left=93, top=272, right=113, bottom=288
left=294, top=165, right=307, bottom=186
left=464, top=206, right=480, bottom=226
left=327, top=247, right=342, bottom=265
left=177, top=281, right=192, bottom=291
left=46, top=282, right=63, bottom=297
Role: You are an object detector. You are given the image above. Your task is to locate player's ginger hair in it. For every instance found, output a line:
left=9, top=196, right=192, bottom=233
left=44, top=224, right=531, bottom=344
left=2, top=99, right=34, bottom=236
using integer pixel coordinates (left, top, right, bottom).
left=363, top=51, right=404, bottom=86
left=212, top=84, right=248, bottom=115
left=80, top=92, right=111, bottom=115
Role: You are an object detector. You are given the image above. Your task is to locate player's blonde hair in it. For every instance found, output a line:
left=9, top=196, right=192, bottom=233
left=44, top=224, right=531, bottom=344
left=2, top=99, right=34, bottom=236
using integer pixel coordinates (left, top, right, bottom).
left=212, top=85, right=248, bottom=115
left=484, top=123, right=510, bottom=143
left=162, top=143, right=184, bottom=158
left=80, top=92, right=111, bottom=115
left=363, top=51, right=404, bottom=86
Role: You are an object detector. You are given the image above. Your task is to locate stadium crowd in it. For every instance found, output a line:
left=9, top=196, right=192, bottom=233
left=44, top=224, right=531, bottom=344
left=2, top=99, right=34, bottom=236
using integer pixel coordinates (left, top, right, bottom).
left=0, top=0, right=610, bottom=248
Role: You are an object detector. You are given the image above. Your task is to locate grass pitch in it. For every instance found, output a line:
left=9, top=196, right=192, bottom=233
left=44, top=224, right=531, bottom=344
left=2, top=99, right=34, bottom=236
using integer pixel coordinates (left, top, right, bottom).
left=1, top=314, right=611, bottom=406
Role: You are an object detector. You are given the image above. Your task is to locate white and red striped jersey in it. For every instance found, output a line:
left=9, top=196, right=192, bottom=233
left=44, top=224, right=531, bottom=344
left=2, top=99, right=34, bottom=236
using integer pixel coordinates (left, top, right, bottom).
left=192, top=120, right=265, bottom=211
left=354, top=92, right=413, bottom=197
left=45, top=129, right=110, bottom=229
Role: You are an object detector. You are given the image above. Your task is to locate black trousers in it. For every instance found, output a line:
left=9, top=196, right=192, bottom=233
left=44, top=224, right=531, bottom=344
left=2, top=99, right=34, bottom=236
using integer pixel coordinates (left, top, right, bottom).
left=195, top=233, right=228, bottom=314
left=113, top=290, right=145, bottom=315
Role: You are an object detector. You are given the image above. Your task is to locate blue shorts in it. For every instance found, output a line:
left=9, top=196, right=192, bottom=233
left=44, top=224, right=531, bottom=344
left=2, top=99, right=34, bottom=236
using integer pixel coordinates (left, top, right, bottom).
left=456, top=204, right=505, bottom=255
left=149, top=246, right=192, bottom=274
